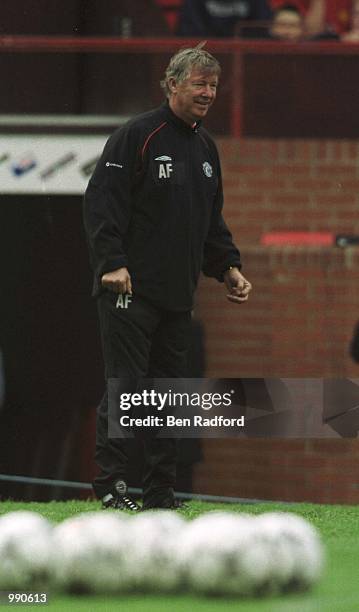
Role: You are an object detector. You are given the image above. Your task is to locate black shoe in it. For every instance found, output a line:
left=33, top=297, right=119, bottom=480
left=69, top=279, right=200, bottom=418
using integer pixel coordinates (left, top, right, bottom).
left=171, top=499, right=188, bottom=509
left=101, top=480, right=141, bottom=512
left=163, top=499, right=188, bottom=510
left=142, top=498, right=188, bottom=511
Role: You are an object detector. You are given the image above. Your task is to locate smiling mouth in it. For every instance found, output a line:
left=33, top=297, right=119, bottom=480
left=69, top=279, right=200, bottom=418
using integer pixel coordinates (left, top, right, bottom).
left=194, top=101, right=211, bottom=108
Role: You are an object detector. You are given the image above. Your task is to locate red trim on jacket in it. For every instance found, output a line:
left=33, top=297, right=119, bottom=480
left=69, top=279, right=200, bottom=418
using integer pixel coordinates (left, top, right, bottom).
left=141, top=121, right=167, bottom=160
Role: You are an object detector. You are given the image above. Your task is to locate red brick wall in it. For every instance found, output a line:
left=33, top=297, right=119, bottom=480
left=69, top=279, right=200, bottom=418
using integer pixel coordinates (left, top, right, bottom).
left=219, top=138, right=359, bottom=249
left=193, top=439, right=359, bottom=504
left=193, top=138, right=359, bottom=504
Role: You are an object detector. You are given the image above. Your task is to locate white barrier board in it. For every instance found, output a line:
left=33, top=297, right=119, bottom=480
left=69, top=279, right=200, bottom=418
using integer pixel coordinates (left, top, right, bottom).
left=0, top=134, right=109, bottom=194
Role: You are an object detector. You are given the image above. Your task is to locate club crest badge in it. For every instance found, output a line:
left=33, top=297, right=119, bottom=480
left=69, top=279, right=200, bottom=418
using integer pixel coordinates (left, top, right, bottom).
left=202, top=161, right=213, bottom=177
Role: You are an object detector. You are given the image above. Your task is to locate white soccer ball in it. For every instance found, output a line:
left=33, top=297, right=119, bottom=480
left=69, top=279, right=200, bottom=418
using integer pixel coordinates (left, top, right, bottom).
left=254, top=512, right=325, bottom=592
left=250, top=512, right=297, bottom=593
left=0, top=511, right=52, bottom=590
left=126, top=510, right=186, bottom=592
left=177, top=511, right=271, bottom=596
left=51, top=512, right=132, bottom=594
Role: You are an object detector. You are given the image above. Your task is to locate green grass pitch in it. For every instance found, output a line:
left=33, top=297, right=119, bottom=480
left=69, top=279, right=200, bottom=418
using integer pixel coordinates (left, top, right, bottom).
left=0, top=499, right=358, bottom=611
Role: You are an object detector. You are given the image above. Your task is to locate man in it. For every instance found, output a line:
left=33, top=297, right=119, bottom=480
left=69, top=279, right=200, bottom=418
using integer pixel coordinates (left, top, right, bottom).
left=269, top=3, right=305, bottom=40
left=83, top=44, right=252, bottom=511
left=177, top=0, right=273, bottom=37
left=270, top=0, right=356, bottom=38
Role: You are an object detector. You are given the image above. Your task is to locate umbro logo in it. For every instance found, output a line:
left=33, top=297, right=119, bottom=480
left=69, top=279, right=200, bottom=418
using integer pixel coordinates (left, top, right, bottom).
left=155, top=155, right=172, bottom=161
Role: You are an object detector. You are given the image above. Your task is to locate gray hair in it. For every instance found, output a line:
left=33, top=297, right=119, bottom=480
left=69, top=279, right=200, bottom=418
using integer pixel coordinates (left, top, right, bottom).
left=160, top=42, right=221, bottom=97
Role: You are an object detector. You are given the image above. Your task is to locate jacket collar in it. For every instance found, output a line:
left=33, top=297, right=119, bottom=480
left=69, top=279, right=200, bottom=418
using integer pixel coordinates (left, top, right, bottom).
left=161, top=101, right=201, bottom=133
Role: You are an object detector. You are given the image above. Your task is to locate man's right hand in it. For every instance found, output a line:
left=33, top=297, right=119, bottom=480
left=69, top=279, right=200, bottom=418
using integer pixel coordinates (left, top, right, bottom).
left=101, top=267, right=132, bottom=294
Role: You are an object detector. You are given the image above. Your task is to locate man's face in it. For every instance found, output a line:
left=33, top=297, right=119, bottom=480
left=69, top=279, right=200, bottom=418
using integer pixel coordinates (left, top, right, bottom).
left=271, top=10, right=304, bottom=41
left=169, top=67, right=218, bottom=125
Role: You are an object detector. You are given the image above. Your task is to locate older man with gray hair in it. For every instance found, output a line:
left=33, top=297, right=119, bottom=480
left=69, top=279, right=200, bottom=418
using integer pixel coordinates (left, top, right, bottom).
left=83, top=43, right=252, bottom=511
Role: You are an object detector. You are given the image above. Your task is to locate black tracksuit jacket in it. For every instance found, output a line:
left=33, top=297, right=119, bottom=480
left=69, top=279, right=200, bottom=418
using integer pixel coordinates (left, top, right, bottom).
left=83, top=102, right=241, bottom=311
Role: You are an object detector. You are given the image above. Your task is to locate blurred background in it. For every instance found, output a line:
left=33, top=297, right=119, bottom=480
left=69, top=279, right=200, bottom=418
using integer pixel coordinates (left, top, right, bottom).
left=1, top=0, right=359, bottom=506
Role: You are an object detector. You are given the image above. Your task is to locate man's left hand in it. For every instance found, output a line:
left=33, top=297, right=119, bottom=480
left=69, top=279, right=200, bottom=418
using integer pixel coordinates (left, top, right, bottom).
left=224, top=268, right=252, bottom=304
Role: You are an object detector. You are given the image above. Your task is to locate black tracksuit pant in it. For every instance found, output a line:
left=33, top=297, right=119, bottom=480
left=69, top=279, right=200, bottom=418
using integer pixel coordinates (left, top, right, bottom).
left=94, top=290, right=191, bottom=508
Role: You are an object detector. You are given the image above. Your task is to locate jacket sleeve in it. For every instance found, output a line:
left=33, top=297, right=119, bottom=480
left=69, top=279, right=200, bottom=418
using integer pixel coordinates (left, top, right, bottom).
left=83, top=124, right=140, bottom=289
left=201, top=153, right=242, bottom=282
